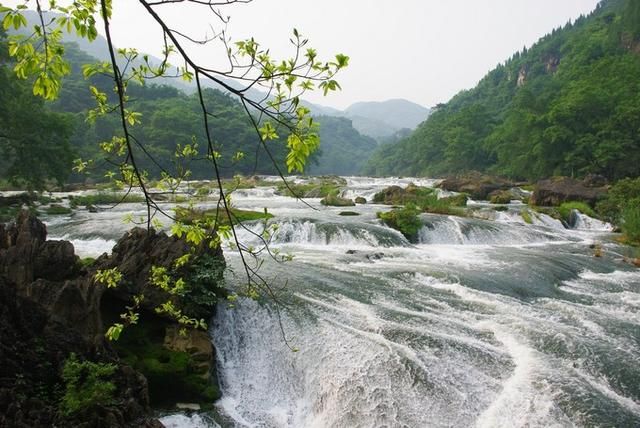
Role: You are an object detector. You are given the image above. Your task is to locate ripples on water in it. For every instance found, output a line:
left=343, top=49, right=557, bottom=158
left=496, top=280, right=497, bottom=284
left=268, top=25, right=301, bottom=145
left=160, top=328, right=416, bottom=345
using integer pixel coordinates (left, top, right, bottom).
left=41, top=177, right=639, bottom=427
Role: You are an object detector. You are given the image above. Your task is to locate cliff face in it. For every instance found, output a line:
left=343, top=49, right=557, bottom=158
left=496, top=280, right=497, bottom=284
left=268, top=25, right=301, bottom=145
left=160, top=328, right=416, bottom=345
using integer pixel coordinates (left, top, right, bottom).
left=0, top=211, right=225, bottom=426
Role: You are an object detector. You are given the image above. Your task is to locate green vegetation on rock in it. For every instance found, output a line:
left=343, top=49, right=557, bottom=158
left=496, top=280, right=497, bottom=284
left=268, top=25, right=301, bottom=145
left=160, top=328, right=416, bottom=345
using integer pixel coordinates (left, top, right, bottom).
left=558, top=201, right=597, bottom=223
left=175, top=206, right=273, bottom=226
left=69, top=192, right=146, bottom=208
left=377, top=204, right=423, bottom=242
left=60, top=354, right=116, bottom=415
left=113, top=319, right=219, bottom=406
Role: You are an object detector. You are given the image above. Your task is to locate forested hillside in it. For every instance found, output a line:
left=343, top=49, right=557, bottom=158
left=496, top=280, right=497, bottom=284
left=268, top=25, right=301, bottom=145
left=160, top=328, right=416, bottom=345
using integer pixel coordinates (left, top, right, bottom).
left=0, top=31, right=374, bottom=185
left=305, top=116, right=377, bottom=176
left=365, top=0, right=640, bottom=181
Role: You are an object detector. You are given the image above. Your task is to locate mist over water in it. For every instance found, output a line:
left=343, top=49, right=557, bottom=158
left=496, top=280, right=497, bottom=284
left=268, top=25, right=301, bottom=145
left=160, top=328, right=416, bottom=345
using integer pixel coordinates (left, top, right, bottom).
left=44, top=177, right=640, bottom=427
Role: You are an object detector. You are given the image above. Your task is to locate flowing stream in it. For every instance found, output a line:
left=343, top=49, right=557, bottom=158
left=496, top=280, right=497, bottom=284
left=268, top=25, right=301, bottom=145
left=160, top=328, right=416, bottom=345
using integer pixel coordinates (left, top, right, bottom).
left=44, top=176, right=640, bottom=428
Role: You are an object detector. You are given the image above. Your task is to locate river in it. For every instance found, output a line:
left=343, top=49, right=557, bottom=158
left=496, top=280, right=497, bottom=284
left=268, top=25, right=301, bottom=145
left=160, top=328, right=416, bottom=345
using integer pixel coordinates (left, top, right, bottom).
left=44, top=176, right=640, bottom=428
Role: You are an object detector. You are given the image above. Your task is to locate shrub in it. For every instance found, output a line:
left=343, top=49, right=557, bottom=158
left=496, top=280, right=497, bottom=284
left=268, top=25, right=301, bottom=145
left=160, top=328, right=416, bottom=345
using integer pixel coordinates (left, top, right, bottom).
left=377, top=204, right=423, bottom=242
left=621, top=199, right=640, bottom=244
left=45, top=204, right=72, bottom=215
left=60, top=354, right=117, bottom=415
left=558, top=201, right=597, bottom=223
left=69, top=192, right=145, bottom=208
left=596, top=178, right=640, bottom=223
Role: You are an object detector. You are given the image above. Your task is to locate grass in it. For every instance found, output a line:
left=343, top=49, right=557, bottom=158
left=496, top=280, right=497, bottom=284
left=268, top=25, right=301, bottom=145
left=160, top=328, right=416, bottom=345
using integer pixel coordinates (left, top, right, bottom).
left=373, top=184, right=468, bottom=217
left=174, top=206, right=273, bottom=226
left=621, top=202, right=640, bottom=244
left=69, top=192, right=146, bottom=208
left=557, top=201, right=597, bottom=223
left=276, top=177, right=346, bottom=198
left=112, top=318, right=220, bottom=406
left=45, top=204, right=72, bottom=215
left=521, top=209, right=533, bottom=224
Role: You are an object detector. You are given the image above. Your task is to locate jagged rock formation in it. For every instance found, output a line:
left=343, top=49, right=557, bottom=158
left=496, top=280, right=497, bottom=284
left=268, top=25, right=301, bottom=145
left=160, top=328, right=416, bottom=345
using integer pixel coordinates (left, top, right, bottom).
left=0, top=211, right=226, bottom=426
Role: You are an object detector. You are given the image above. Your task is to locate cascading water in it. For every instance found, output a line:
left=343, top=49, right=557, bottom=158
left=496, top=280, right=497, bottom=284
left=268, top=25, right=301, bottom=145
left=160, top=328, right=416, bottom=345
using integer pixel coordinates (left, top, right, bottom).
left=40, top=177, right=639, bottom=427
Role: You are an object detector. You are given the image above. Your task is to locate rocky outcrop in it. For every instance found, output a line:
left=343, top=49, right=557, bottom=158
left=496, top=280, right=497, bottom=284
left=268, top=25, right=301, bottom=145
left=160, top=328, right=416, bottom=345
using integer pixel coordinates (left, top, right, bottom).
left=0, top=211, right=226, bottom=426
left=0, top=211, right=160, bottom=427
left=372, top=183, right=433, bottom=205
left=531, top=177, right=607, bottom=207
left=320, top=194, right=355, bottom=207
left=438, top=172, right=514, bottom=200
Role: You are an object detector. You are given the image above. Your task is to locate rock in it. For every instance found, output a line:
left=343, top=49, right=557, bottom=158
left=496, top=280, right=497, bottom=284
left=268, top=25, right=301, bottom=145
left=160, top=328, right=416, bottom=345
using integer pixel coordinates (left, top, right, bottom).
left=583, top=174, right=608, bottom=188
left=438, top=172, right=514, bottom=200
left=87, top=204, right=98, bottom=213
left=489, top=190, right=513, bottom=204
left=531, top=177, right=607, bottom=207
left=355, top=197, right=367, bottom=204
left=321, top=194, right=355, bottom=207
left=372, top=183, right=434, bottom=205
left=346, top=250, right=357, bottom=255
left=94, top=226, right=224, bottom=320
left=0, top=210, right=77, bottom=287
left=0, top=193, right=34, bottom=208
left=0, top=272, right=158, bottom=428
left=366, top=252, right=385, bottom=261
left=0, top=211, right=223, bottom=425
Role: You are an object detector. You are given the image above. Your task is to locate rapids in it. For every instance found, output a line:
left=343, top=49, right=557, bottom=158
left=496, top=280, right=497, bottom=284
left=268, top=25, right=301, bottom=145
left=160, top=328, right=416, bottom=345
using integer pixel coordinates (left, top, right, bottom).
left=43, top=176, right=640, bottom=427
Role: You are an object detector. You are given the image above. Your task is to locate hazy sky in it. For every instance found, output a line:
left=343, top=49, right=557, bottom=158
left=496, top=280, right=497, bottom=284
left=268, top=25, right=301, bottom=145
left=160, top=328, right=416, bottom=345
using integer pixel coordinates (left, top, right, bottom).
left=9, top=0, right=602, bottom=109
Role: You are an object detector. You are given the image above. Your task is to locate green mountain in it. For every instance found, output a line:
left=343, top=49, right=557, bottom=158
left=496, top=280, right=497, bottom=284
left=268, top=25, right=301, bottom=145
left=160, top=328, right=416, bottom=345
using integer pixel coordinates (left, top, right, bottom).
left=305, top=116, right=378, bottom=176
left=2, top=24, right=379, bottom=183
left=365, top=0, right=640, bottom=181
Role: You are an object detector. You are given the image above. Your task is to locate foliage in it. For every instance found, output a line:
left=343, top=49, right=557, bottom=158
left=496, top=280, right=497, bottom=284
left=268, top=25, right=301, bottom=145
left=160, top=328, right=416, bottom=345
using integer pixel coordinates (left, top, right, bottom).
left=68, top=192, right=145, bottom=208
left=557, top=201, right=597, bottom=223
left=44, top=204, right=72, bottom=215
left=372, top=185, right=466, bottom=216
left=304, top=116, right=378, bottom=176
left=0, top=30, right=74, bottom=189
left=276, top=177, right=345, bottom=198
left=521, top=209, right=534, bottom=224
left=621, top=200, right=640, bottom=243
left=174, top=206, right=273, bottom=226
left=596, top=177, right=640, bottom=223
left=365, top=0, right=640, bottom=181
left=377, top=205, right=423, bottom=242
left=112, top=319, right=220, bottom=405
left=60, top=353, right=117, bottom=415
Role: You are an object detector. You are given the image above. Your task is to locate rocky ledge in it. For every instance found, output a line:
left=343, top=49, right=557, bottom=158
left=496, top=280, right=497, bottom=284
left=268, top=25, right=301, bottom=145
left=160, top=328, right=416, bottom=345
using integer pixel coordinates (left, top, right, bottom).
left=0, top=211, right=225, bottom=427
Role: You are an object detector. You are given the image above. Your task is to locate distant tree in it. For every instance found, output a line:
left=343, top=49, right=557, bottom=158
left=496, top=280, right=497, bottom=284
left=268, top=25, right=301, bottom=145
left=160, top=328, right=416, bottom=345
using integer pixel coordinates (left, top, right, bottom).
left=0, top=29, right=73, bottom=189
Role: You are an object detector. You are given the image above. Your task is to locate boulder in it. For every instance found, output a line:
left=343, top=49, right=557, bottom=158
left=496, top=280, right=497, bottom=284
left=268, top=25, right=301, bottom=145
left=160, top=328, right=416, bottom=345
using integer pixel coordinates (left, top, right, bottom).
left=438, top=172, right=514, bottom=200
left=321, top=194, right=355, bottom=207
left=489, top=190, right=514, bottom=204
left=372, top=183, right=433, bottom=205
left=355, top=197, right=367, bottom=204
left=531, top=177, right=607, bottom=207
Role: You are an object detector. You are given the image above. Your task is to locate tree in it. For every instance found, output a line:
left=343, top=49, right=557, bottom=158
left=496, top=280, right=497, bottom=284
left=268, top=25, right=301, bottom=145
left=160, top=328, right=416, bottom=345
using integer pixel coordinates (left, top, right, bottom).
left=0, top=28, right=74, bottom=189
left=0, top=0, right=348, bottom=337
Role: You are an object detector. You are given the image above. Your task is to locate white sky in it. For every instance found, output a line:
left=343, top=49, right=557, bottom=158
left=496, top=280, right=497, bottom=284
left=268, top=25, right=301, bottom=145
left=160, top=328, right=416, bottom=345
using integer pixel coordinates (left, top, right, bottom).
left=7, top=0, right=601, bottom=109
